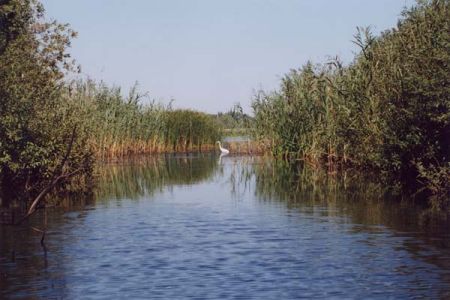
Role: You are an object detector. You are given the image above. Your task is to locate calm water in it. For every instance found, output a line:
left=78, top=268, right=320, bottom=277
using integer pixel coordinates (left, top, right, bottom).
left=1, top=154, right=449, bottom=299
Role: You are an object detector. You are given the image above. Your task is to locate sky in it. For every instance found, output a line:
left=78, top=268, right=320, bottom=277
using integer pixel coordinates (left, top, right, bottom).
left=41, top=0, right=416, bottom=114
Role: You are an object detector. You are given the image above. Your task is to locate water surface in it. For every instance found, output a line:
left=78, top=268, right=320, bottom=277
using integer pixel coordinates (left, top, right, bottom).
left=1, top=154, right=449, bottom=299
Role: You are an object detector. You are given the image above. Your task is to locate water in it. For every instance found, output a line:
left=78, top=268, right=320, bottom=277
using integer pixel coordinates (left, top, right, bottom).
left=1, top=154, right=449, bottom=299
left=223, top=136, right=251, bottom=143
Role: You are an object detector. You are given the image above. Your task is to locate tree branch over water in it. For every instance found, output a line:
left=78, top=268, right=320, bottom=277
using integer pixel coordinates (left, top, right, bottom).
left=16, top=126, right=84, bottom=225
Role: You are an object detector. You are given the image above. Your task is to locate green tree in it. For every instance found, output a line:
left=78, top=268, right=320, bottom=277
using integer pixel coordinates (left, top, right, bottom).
left=0, top=0, right=92, bottom=204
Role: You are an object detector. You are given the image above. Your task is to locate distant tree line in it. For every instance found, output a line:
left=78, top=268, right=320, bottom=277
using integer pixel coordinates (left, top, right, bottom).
left=215, top=103, right=252, bottom=135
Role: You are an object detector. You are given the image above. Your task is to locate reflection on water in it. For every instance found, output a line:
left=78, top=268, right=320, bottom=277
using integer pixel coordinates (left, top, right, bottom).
left=1, top=154, right=449, bottom=299
left=95, top=153, right=218, bottom=201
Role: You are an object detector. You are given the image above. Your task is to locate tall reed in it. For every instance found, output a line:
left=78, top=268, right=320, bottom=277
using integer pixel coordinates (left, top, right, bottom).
left=251, top=0, right=449, bottom=208
left=66, top=80, right=222, bottom=159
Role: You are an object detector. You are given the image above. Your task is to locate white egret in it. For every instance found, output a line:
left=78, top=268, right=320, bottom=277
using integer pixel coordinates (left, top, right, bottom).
left=216, top=141, right=229, bottom=154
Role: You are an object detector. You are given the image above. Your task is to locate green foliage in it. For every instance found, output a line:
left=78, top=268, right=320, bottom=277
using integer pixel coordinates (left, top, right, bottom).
left=164, top=109, right=221, bottom=151
left=215, top=103, right=252, bottom=134
left=416, top=162, right=450, bottom=210
left=65, top=80, right=167, bottom=158
left=0, top=0, right=222, bottom=204
left=252, top=0, right=449, bottom=208
left=252, top=61, right=348, bottom=161
left=61, top=80, right=221, bottom=158
left=0, top=0, right=91, bottom=201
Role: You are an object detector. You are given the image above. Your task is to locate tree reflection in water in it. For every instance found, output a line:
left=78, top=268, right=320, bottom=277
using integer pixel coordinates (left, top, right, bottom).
left=1, top=155, right=449, bottom=298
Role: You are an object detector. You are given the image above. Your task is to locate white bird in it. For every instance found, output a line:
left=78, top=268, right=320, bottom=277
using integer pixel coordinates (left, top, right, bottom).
left=216, top=141, right=229, bottom=154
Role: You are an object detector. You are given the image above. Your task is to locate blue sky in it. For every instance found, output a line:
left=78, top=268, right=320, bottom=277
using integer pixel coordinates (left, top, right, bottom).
left=42, top=0, right=416, bottom=113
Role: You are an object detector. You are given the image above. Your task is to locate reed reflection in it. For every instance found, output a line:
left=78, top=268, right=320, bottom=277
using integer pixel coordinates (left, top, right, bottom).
left=229, top=158, right=450, bottom=287
left=1, top=155, right=449, bottom=299
left=94, top=153, right=219, bottom=202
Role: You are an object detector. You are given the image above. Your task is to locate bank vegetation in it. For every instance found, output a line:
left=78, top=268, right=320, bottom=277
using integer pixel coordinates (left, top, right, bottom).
left=252, top=0, right=449, bottom=209
left=0, top=0, right=220, bottom=218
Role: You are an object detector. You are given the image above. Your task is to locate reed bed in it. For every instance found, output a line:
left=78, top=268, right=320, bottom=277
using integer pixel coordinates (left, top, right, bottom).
left=251, top=0, right=449, bottom=207
left=66, top=80, right=222, bottom=160
left=219, top=140, right=268, bottom=155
